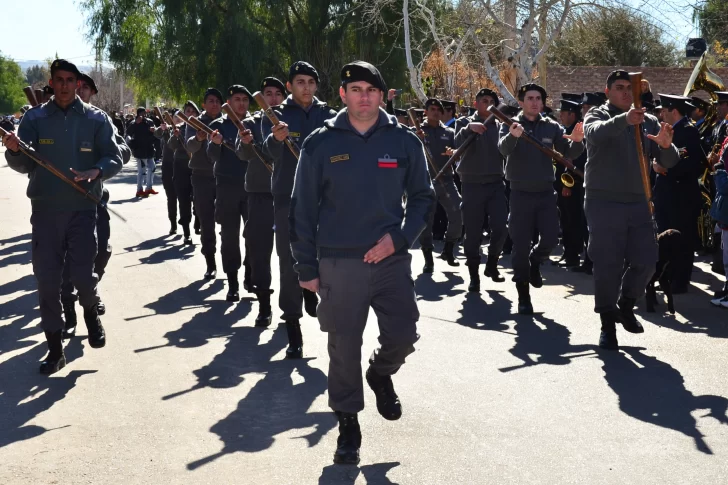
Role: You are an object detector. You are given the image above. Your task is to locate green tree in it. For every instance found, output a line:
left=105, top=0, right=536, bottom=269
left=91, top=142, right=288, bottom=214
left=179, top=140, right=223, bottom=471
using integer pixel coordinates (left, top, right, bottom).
left=0, top=53, right=26, bottom=113
left=25, top=64, right=51, bottom=88
left=695, top=0, right=728, bottom=47
left=547, top=6, right=680, bottom=67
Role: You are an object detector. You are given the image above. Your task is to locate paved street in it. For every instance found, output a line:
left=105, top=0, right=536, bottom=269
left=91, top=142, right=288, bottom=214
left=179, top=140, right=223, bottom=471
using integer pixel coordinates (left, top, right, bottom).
left=2, top=148, right=728, bottom=484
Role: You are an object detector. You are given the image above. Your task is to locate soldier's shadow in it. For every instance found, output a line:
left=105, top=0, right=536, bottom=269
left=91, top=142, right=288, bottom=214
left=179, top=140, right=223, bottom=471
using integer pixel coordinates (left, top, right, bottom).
left=318, top=462, right=401, bottom=484
left=0, top=234, right=32, bottom=268
left=456, top=289, right=513, bottom=334
left=0, top=275, right=41, bottom=355
left=414, top=271, right=465, bottom=302
left=598, top=346, right=728, bottom=454
left=120, top=235, right=195, bottom=266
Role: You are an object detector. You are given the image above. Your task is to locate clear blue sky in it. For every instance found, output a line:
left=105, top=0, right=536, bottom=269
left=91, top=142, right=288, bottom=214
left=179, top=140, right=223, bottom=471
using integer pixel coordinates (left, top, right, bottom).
left=2, top=0, right=701, bottom=64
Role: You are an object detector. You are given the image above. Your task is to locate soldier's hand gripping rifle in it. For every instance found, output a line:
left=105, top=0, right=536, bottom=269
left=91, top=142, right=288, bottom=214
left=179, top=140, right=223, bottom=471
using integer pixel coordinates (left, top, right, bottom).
left=432, top=107, right=503, bottom=182
left=160, top=109, right=190, bottom=156
left=0, top=126, right=127, bottom=222
left=408, top=108, right=450, bottom=197
left=221, top=103, right=273, bottom=173
left=177, top=112, right=236, bottom=153
left=487, top=105, right=584, bottom=182
left=252, top=91, right=300, bottom=159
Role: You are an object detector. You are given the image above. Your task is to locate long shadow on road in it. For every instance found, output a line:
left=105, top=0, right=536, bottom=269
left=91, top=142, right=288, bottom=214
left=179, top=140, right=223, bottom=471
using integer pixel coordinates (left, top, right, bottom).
left=319, top=462, right=401, bottom=484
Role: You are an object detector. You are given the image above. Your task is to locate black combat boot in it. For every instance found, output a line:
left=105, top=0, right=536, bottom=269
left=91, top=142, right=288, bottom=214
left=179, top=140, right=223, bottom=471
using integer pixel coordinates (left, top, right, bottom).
left=617, top=296, right=644, bottom=334
left=439, top=241, right=460, bottom=267
left=333, top=411, right=361, bottom=465
left=226, top=272, right=240, bottom=302
left=97, top=299, right=106, bottom=316
left=365, top=366, right=402, bottom=421
left=529, top=256, right=543, bottom=288
left=169, top=218, right=177, bottom=235
left=599, top=311, right=619, bottom=350
left=255, top=291, right=273, bottom=327
left=204, top=254, right=217, bottom=279
left=40, top=330, right=66, bottom=375
left=194, top=216, right=201, bottom=235
left=467, top=264, right=480, bottom=292
left=285, top=320, right=303, bottom=359
left=484, top=258, right=505, bottom=282
left=422, top=248, right=434, bottom=273
left=182, top=224, right=193, bottom=245
left=516, top=281, right=533, bottom=315
left=62, top=301, right=77, bottom=339
left=84, top=303, right=106, bottom=349
left=303, top=289, right=318, bottom=317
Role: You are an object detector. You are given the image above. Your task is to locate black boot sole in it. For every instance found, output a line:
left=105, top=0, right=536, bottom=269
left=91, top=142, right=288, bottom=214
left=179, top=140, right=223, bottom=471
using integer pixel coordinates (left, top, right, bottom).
left=285, top=347, right=303, bottom=359
left=88, top=336, right=106, bottom=349
left=468, top=282, right=480, bottom=292
left=255, top=314, right=273, bottom=327
left=599, top=331, right=619, bottom=350
left=226, top=292, right=240, bottom=302
left=518, top=303, right=534, bottom=315
left=39, top=355, right=67, bottom=375
left=333, top=451, right=361, bottom=465
left=422, top=265, right=434, bottom=273
left=204, top=270, right=217, bottom=280
left=366, top=369, right=402, bottom=421
left=484, top=267, right=505, bottom=282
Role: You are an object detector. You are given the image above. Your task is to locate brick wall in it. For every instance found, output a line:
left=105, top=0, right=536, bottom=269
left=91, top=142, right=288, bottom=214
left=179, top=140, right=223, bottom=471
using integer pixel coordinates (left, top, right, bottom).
left=543, top=66, right=728, bottom=105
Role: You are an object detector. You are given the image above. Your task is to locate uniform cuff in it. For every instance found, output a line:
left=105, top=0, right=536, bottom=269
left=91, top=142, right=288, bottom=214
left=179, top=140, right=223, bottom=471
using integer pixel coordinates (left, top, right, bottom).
left=298, top=266, right=320, bottom=282
left=390, top=231, right=409, bottom=251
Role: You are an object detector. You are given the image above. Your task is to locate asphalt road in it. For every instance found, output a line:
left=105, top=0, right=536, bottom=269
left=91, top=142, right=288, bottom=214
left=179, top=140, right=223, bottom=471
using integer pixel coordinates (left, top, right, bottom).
left=2, top=149, right=728, bottom=484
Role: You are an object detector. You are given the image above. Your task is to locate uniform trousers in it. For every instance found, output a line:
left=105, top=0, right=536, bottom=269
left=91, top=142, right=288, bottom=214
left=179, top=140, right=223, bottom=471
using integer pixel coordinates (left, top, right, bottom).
left=191, top=173, right=217, bottom=256
left=162, top=159, right=177, bottom=224
left=61, top=204, right=110, bottom=304
left=461, top=181, right=508, bottom=266
left=215, top=180, right=249, bottom=277
left=245, top=192, right=274, bottom=293
left=318, top=253, right=419, bottom=414
left=508, top=189, right=559, bottom=282
left=557, top=186, right=585, bottom=261
left=173, top=161, right=193, bottom=226
left=274, top=195, right=303, bottom=321
left=419, top=180, right=462, bottom=249
left=585, top=198, right=657, bottom=313
left=32, top=210, right=100, bottom=333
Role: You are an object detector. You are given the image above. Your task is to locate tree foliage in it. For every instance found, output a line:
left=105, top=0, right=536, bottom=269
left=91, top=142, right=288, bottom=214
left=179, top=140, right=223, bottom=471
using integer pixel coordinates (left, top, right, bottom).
left=25, top=64, right=51, bottom=89
left=81, top=0, right=409, bottom=105
left=696, top=0, right=728, bottom=48
left=547, top=6, right=680, bottom=67
left=0, top=53, right=27, bottom=114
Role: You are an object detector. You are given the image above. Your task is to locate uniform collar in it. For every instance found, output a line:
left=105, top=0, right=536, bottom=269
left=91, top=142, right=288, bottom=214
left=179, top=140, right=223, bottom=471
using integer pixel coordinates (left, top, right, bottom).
left=47, top=96, right=85, bottom=115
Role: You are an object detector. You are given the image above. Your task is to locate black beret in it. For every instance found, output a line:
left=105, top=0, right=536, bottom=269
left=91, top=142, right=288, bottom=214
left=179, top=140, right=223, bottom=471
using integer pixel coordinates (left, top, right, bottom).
left=582, top=92, right=603, bottom=107
left=394, top=108, right=408, bottom=117
left=476, top=88, right=499, bottom=104
left=424, top=98, right=443, bottom=110
left=341, top=61, right=387, bottom=92
left=691, top=96, right=709, bottom=111
left=50, top=59, right=80, bottom=77
left=79, top=73, right=98, bottom=94
left=203, top=88, right=223, bottom=103
left=559, top=99, right=581, bottom=113
left=183, top=100, right=200, bottom=115
left=227, top=84, right=252, bottom=100
left=440, top=99, right=456, bottom=110
left=42, top=85, right=53, bottom=95
left=606, top=70, right=631, bottom=87
left=595, top=92, right=608, bottom=102
left=137, top=107, right=146, bottom=116
left=658, top=94, right=695, bottom=110
left=518, top=83, right=547, bottom=101
left=561, top=93, right=582, bottom=103
left=501, top=105, right=521, bottom=117
left=261, top=77, right=285, bottom=94
left=716, top=92, right=728, bottom=103
left=289, top=61, right=319, bottom=83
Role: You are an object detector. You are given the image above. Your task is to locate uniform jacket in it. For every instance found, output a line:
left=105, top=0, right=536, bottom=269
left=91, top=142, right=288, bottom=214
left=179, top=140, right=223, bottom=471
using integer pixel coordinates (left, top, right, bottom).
left=185, top=111, right=221, bottom=177
left=262, top=96, right=337, bottom=197
left=236, top=111, right=273, bottom=194
left=499, top=112, right=584, bottom=192
left=207, top=114, right=248, bottom=182
left=584, top=103, right=679, bottom=203
left=290, top=108, right=434, bottom=282
left=454, top=113, right=503, bottom=184
left=653, top=116, right=705, bottom=209
left=167, top=123, right=190, bottom=166
left=711, top=165, right=728, bottom=226
left=154, top=126, right=175, bottom=165
left=5, top=97, right=122, bottom=211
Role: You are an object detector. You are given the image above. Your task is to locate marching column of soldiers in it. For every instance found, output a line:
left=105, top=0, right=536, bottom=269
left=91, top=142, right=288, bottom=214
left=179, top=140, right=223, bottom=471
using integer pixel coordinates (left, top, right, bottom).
left=3, top=56, right=728, bottom=465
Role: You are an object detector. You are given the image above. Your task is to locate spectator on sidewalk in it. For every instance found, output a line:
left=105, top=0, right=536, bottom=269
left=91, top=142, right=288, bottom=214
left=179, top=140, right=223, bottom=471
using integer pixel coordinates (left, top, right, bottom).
left=128, top=107, right=158, bottom=198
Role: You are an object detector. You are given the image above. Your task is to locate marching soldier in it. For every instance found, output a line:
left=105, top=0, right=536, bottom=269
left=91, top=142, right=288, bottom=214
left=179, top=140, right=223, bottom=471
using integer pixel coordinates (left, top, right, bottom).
left=703, top=91, right=728, bottom=165
left=416, top=98, right=462, bottom=273
left=168, top=101, right=199, bottom=245
left=290, top=60, right=432, bottom=465
left=441, top=99, right=458, bottom=128
left=262, top=61, right=337, bottom=358
left=499, top=83, right=584, bottom=314
left=154, top=112, right=180, bottom=235
left=2, top=59, right=123, bottom=374
left=690, top=97, right=709, bottom=128
left=208, top=85, right=253, bottom=302
left=583, top=70, right=678, bottom=350
left=60, top=73, right=131, bottom=336
left=653, top=94, right=705, bottom=293
left=554, top=98, right=585, bottom=268
left=235, top=77, right=285, bottom=327
left=454, top=88, right=508, bottom=291
left=186, top=88, right=224, bottom=279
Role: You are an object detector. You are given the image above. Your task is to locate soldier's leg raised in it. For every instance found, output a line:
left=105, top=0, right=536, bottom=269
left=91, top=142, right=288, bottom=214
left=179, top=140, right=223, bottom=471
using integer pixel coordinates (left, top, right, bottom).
left=247, top=193, right=274, bottom=326
left=192, top=174, right=217, bottom=278
left=215, top=183, right=242, bottom=301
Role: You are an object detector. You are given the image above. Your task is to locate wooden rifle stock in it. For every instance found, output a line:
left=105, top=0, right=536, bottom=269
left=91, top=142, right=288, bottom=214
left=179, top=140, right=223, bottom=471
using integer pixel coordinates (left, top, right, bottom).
left=252, top=91, right=300, bottom=159
left=432, top=107, right=502, bottom=182
left=408, top=108, right=450, bottom=197
left=487, top=106, right=584, bottom=179
left=186, top=115, right=236, bottom=153
left=628, top=72, right=655, bottom=215
left=35, top=89, right=44, bottom=105
left=221, top=103, right=273, bottom=173
left=23, top=86, right=38, bottom=107
left=153, top=106, right=165, bottom=122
